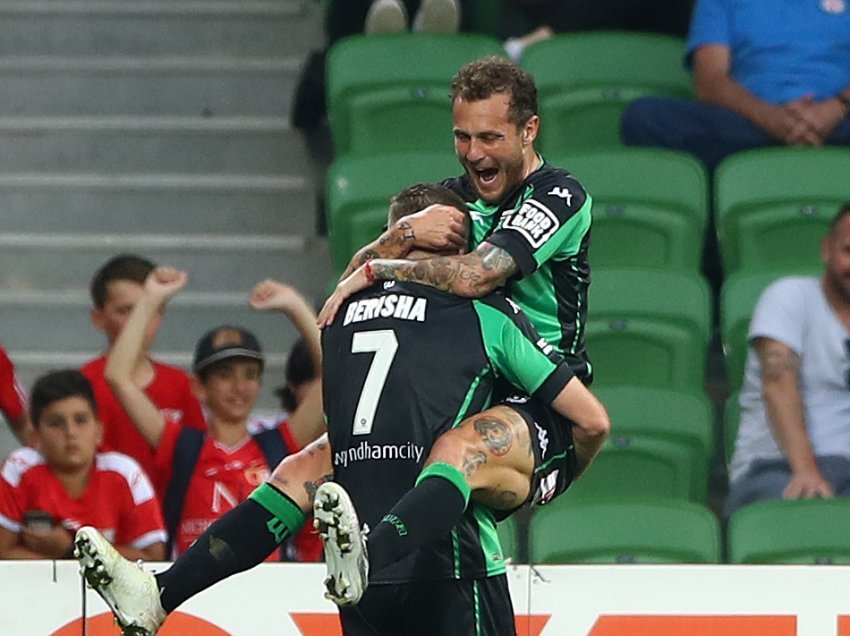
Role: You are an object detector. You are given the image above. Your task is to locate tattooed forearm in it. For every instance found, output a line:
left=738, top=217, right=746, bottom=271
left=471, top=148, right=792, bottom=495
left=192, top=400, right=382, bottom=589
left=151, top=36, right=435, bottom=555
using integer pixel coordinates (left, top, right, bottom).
left=303, top=473, right=334, bottom=504
left=462, top=451, right=487, bottom=476
left=370, top=244, right=515, bottom=298
left=474, top=417, right=513, bottom=457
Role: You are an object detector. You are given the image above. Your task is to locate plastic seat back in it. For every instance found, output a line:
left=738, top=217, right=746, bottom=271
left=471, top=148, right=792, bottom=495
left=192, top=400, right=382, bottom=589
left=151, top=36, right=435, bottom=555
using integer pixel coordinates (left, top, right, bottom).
left=327, top=33, right=502, bottom=156
left=715, top=147, right=850, bottom=276
left=587, top=268, right=712, bottom=392
left=523, top=32, right=690, bottom=152
left=729, top=499, right=850, bottom=564
left=529, top=498, right=721, bottom=564
left=594, top=385, right=714, bottom=501
left=556, top=148, right=708, bottom=271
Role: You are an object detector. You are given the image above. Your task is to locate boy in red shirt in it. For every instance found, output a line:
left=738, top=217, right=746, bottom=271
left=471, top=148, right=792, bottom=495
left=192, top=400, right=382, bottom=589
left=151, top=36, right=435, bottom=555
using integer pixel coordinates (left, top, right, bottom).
left=0, top=345, right=31, bottom=445
left=82, top=254, right=206, bottom=483
left=100, top=267, right=325, bottom=558
left=0, top=369, right=166, bottom=560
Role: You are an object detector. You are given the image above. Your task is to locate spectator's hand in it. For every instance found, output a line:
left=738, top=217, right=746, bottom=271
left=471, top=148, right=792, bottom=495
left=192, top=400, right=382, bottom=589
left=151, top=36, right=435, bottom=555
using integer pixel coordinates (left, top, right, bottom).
left=760, top=102, right=821, bottom=146
left=317, top=265, right=372, bottom=328
left=21, top=524, right=74, bottom=558
left=249, top=279, right=306, bottom=314
left=397, top=204, right=467, bottom=254
left=783, top=468, right=835, bottom=500
left=145, top=266, right=188, bottom=304
left=785, top=95, right=846, bottom=141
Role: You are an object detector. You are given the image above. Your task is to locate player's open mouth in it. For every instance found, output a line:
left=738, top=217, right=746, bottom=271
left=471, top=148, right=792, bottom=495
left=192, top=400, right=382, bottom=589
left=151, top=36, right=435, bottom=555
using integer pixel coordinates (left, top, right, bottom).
left=476, top=168, right=499, bottom=184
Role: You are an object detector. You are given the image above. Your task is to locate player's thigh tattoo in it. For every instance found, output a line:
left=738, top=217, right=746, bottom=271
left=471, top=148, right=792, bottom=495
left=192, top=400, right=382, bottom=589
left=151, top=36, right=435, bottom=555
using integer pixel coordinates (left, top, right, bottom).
left=474, top=416, right=513, bottom=457
left=462, top=451, right=487, bottom=476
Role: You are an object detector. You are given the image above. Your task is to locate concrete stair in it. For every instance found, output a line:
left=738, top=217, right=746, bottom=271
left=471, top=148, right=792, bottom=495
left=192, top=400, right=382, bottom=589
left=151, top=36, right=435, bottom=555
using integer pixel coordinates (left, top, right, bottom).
left=0, top=0, right=327, bottom=457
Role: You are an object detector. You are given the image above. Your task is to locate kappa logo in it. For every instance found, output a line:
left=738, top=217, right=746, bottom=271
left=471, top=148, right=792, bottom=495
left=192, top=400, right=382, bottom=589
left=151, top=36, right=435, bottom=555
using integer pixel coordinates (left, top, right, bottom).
left=506, top=298, right=521, bottom=314
left=535, top=422, right=549, bottom=458
left=536, top=469, right=559, bottom=504
left=503, top=200, right=560, bottom=248
left=547, top=186, right=573, bottom=204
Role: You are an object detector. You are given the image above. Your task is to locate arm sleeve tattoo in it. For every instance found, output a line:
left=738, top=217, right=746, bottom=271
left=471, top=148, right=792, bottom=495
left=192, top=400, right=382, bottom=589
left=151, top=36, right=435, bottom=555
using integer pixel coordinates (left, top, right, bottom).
left=371, top=241, right=518, bottom=297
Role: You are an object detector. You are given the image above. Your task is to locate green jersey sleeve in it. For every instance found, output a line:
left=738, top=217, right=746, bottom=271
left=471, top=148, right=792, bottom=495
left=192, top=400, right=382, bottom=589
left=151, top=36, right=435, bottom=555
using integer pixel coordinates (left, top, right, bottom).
left=472, top=293, right=574, bottom=404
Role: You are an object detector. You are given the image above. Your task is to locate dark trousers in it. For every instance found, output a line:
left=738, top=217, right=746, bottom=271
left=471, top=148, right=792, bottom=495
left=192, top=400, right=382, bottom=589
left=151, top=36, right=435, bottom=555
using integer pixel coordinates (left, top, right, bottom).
left=621, top=96, right=850, bottom=171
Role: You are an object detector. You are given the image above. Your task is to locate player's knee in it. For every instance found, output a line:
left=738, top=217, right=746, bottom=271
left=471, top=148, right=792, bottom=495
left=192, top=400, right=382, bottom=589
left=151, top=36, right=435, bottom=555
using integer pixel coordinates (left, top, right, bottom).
left=426, top=428, right=481, bottom=470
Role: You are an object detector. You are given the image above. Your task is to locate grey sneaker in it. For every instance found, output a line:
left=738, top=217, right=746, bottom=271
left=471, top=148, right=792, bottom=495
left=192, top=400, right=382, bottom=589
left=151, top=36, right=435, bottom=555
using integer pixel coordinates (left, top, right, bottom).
left=314, top=482, right=369, bottom=606
left=75, top=527, right=166, bottom=635
left=365, top=0, right=408, bottom=34
left=413, top=0, right=461, bottom=33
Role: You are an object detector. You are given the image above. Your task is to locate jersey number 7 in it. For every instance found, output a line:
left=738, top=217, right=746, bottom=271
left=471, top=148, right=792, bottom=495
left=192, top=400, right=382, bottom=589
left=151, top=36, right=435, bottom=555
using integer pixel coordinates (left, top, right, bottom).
left=351, top=330, right=398, bottom=435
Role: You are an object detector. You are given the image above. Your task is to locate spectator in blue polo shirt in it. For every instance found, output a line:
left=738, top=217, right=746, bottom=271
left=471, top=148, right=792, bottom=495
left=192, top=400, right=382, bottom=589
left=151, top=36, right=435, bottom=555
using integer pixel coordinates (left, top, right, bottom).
left=620, top=0, right=850, bottom=170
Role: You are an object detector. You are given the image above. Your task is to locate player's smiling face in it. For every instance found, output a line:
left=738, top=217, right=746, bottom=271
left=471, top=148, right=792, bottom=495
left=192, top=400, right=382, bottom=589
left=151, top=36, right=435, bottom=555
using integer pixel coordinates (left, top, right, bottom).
left=453, top=94, right=538, bottom=204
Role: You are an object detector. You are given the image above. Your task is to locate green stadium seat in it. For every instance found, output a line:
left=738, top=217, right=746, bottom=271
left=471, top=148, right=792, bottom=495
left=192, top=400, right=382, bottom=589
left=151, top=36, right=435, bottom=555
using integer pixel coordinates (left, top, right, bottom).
left=529, top=498, right=721, bottom=564
left=553, top=148, right=708, bottom=271
left=720, top=267, right=820, bottom=391
left=594, top=385, right=714, bottom=501
left=728, top=499, right=850, bottom=564
left=714, top=147, right=850, bottom=276
left=564, top=433, right=694, bottom=501
left=326, top=33, right=502, bottom=156
left=522, top=32, right=691, bottom=153
left=325, top=151, right=460, bottom=274
left=587, top=268, right=712, bottom=393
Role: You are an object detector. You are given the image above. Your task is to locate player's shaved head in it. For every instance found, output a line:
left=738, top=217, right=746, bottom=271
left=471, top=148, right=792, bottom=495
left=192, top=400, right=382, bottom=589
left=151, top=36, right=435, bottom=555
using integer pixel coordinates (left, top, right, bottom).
left=388, top=183, right=467, bottom=225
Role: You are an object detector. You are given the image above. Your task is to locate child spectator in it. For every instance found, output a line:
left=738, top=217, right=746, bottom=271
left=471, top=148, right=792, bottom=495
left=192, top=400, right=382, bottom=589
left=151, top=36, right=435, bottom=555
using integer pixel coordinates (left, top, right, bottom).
left=105, top=267, right=325, bottom=558
left=0, top=346, right=31, bottom=446
left=82, top=254, right=205, bottom=483
left=0, top=369, right=166, bottom=560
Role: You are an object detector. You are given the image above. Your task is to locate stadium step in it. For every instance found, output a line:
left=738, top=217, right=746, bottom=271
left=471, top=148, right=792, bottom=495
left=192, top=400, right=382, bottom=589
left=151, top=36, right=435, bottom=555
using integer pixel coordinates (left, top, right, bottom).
left=0, top=1, right=314, bottom=57
left=0, top=57, right=299, bottom=117
left=0, top=116, right=306, bottom=174
left=1, top=289, right=316, bottom=354
left=0, top=232, right=331, bottom=295
left=0, top=173, right=315, bottom=236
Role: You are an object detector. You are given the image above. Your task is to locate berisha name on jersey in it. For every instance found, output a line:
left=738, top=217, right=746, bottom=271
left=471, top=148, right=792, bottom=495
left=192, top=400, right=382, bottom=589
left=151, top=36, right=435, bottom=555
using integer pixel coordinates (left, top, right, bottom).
left=343, top=292, right=427, bottom=326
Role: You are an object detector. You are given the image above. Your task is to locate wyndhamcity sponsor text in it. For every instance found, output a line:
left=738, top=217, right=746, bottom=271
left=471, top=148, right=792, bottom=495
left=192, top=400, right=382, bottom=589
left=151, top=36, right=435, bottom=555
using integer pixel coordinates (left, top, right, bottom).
left=334, top=440, right=425, bottom=468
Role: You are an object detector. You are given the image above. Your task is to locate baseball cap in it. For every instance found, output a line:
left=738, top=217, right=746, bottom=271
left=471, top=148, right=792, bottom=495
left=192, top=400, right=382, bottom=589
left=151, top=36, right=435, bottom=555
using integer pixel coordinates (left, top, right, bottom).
left=193, top=325, right=264, bottom=374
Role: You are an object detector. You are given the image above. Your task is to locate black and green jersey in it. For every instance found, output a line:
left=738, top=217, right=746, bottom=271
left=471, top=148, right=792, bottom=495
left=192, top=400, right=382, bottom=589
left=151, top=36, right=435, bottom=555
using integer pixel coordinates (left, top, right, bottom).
left=443, top=159, right=593, bottom=382
left=321, top=281, right=573, bottom=584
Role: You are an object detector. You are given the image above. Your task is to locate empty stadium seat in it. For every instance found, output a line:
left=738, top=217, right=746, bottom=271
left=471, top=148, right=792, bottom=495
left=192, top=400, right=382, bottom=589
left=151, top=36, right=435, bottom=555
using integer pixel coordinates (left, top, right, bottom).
left=554, top=148, right=708, bottom=271
left=564, top=434, right=695, bottom=501
left=522, top=32, right=690, bottom=152
left=729, top=499, right=850, bottom=564
left=529, top=498, right=721, bottom=564
left=587, top=268, right=712, bottom=393
left=325, top=151, right=459, bottom=274
left=594, top=385, right=714, bottom=501
left=715, top=147, right=850, bottom=276
left=326, top=33, right=502, bottom=156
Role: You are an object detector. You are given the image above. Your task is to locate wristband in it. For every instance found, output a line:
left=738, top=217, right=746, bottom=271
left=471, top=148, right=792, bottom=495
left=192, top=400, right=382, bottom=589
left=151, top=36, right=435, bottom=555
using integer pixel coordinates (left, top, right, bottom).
left=364, top=260, right=376, bottom=284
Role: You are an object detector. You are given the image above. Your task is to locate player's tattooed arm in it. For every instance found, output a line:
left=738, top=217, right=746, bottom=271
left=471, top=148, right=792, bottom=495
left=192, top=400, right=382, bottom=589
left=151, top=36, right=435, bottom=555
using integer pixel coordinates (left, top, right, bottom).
left=370, top=241, right=518, bottom=298
left=340, top=222, right=417, bottom=279
left=340, top=204, right=467, bottom=279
